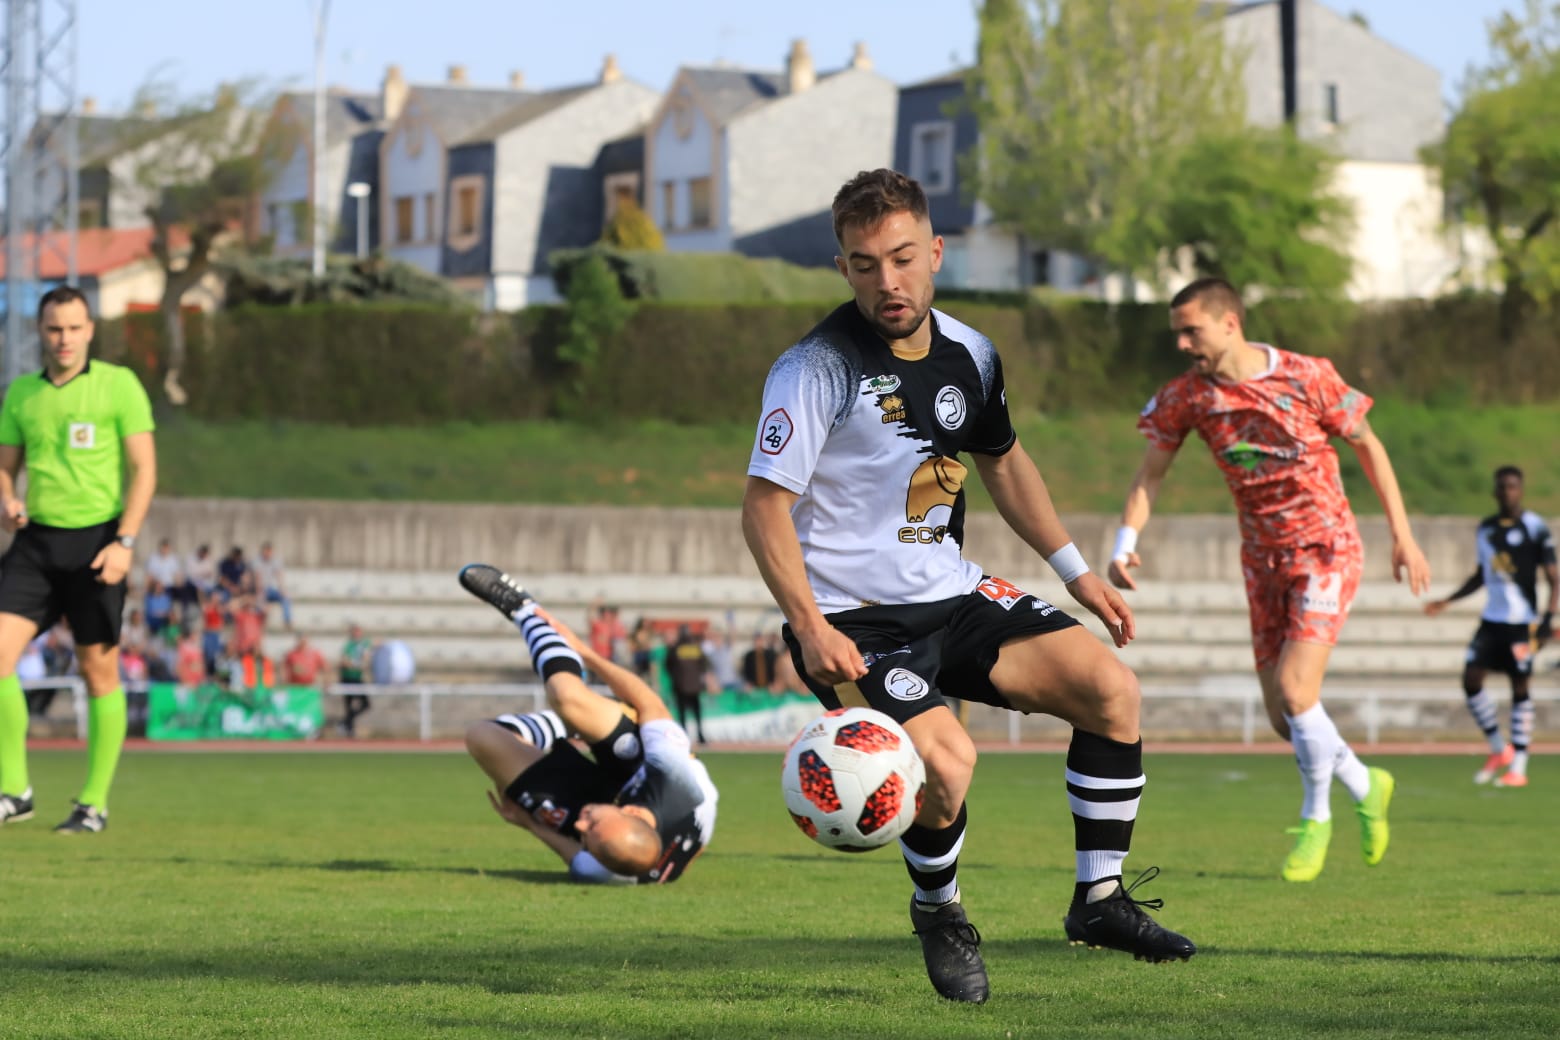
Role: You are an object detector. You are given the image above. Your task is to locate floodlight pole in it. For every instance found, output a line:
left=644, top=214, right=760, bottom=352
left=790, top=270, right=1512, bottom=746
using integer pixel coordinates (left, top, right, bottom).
left=309, top=0, right=330, bottom=277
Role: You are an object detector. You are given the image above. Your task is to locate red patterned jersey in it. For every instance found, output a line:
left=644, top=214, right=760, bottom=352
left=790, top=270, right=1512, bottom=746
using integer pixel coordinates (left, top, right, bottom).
left=1137, top=345, right=1372, bottom=548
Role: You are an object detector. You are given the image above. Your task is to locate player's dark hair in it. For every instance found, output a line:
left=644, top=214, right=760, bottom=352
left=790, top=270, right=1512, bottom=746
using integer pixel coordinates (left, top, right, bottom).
left=832, top=168, right=929, bottom=245
left=1171, top=277, right=1245, bottom=324
left=36, top=284, right=91, bottom=323
left=1494, top=465, right=1523, bottom=483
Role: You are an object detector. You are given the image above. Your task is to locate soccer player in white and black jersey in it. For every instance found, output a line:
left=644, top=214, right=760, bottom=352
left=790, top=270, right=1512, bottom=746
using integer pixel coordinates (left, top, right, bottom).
left=1425, top=466, right=1558, bottom=787
left=459, top=565, right=718, bottom=884
left=742, top=169, right=1195, bottom=1004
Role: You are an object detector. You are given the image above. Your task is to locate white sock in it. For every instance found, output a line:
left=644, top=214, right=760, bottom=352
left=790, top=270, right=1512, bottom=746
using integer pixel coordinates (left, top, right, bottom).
left=1287, top=703, right=1342, bottom=820
left=1510, top=749, right=1530, bottom=776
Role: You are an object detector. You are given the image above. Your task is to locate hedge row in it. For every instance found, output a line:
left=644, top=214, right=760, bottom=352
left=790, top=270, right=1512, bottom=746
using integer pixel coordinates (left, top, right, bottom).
left=91, top=294, right=1560, bottom=425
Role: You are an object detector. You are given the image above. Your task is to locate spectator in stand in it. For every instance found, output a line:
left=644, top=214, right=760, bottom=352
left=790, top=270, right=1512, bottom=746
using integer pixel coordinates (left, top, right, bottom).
left=230, top=593, right=266, bottom=656
left=144, top=538, right=188, bottom=605
left=118, top=642, right=148, bottom=687
left=588, top=602, right=628, bottom=665
left=228, top=645, right=276, bottom=692
left=27, top=623, right=76, bottom=717
left=665, top=625, right=710, bottom=745
left=144, top=579, right=173, bottom=639
left=121, top=606, right=149, bottom=656
left=199, top=595, right=227, bottom=678
left=254, top=541, right=293, bottom=630
left=282, top=634, right=327, bottom=688
left=174, top=629, right=206, bottom=687
left=186, top=544, right=217, bottom=602
left=628, top=618, right=655, bottom=680
left=703, top=626, right=741, bottom=695
left=217, top=546, right=255, bottom=603
left=338, top=624, right=374, bottom=737
left=741, top=632, right=782, bottom=694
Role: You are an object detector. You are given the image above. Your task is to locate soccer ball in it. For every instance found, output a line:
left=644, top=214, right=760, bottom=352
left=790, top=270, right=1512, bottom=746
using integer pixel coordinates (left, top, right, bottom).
left=781, top=707, right=925, bottom=852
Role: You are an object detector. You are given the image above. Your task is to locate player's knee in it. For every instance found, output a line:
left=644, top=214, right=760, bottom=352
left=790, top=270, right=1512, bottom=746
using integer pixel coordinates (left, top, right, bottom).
left=916, top=725, right=977, bottom=790
left=1091, top=661, right=1141, bottom=737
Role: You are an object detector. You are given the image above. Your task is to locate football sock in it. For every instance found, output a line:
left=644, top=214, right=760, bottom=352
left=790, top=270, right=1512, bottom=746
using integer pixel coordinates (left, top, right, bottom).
left=507, top=709, right=567, bottom=750
left=1287, top=703, right=1342, bottom=820
left=79, top=688, right=127, bottom=809
left=1464, top=688, right=1505, bottom=752
left=901, top=802, right=966, bottom=908
left=1066, top=729, right=1142, bottom=886
left=515, top=605, right=584, bottom=680
left=1511, top=697, right=1534, bottom=774
left=0, top=673, right=29, bottom=795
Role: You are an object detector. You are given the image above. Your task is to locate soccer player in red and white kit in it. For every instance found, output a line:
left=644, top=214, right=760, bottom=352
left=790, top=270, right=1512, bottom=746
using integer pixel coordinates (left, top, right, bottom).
left=1110, top=278, right=1431, bottom=883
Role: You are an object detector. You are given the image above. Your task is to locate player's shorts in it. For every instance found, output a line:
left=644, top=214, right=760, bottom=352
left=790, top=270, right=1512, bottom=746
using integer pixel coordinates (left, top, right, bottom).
left=0, top=518, right=126, bottom=646
left=1466, top=620, right=1538, bottom=677
left=781, top=574, right=1081, bottom=729
left=498, top=713, right=643, bottom=834
left=1240, top=534, right=1363, bottom=672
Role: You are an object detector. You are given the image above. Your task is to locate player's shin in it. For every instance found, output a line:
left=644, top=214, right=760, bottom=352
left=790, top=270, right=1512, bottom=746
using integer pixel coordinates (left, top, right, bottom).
left=900, top=801, right=966, bottom=908
left=1065, top=730, right=1142, bottom=898
left=0, top=673, right=29, bottom=796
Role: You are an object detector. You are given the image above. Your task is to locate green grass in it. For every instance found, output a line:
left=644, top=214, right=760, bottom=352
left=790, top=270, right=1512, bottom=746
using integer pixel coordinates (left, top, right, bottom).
left=152, top=401, right=1560, bottom=515
left=4, top=750, right=1557, bottom=1038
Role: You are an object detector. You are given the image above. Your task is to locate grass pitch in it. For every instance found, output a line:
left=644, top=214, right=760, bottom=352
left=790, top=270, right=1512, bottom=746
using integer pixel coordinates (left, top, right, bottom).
left=2, top=749, right=1557, bottom=1039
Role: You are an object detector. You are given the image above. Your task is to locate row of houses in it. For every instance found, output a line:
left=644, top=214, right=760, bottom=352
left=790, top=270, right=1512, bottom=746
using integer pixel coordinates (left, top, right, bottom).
left=20, top=0, right=1468, bottom=317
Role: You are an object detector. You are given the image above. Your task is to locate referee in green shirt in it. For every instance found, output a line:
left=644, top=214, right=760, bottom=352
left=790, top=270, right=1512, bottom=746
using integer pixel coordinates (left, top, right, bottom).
left=0, top=286, right=157, bottom=833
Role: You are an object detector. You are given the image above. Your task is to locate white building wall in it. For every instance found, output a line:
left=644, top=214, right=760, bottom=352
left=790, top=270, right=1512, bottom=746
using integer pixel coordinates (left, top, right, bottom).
left=380, top=114, right=445, bottom=274
left=1333, top=159, right=1459, bottom=300
left=648, top=94, right=732, bottom=251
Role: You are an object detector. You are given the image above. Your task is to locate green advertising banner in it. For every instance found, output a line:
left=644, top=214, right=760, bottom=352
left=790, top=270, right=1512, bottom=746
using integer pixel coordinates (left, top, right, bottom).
left=147, top=683, right=324, bottom=741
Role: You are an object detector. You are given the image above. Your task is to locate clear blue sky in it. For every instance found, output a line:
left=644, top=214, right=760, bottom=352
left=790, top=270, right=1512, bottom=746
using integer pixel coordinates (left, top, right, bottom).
left=77, top=0, right=1514, bottom=112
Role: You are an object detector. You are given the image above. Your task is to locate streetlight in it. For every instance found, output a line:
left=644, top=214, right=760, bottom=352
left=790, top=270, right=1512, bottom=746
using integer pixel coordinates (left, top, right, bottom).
left=346, top=181, right=371, bottom=259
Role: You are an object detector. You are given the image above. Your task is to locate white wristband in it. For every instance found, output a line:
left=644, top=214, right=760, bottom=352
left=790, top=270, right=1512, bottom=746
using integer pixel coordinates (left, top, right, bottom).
left=1111, top=525, right=1139, bottom=563
left=1046, top=542, right=1090, bottom=584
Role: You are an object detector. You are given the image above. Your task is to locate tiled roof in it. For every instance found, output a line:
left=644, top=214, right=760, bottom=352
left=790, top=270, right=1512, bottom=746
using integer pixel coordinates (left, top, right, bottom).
left=451, top=84, right=597, bottom=145
left=0, top=226, right=191, bottom=279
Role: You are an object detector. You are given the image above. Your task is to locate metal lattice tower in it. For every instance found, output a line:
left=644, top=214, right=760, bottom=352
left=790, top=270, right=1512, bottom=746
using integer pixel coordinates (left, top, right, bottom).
left=2, top=0, right=77, bottom=390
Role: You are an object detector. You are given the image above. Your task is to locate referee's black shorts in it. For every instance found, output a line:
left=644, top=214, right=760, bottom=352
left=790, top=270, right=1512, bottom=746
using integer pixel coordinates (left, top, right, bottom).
left=0, top=518, right=126, bottom=646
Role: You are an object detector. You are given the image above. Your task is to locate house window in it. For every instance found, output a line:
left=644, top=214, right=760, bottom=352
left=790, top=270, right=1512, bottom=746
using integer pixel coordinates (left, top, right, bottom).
left=910, top=121, right=955, bottom=195
left=78, top=198, right=103, bottom=229
left=423, top=192, right=437, bottom=242
left=448, top=175, right=484, bottom=251
left=394, top=196, right=415, bottom=244
left=661, top=180, right=677, bottom=230
left=688, top=177, right=713, bottom=229
left=603, top=171, right=640, bottom=220
left=1324, top=83, right=1340, bottom=126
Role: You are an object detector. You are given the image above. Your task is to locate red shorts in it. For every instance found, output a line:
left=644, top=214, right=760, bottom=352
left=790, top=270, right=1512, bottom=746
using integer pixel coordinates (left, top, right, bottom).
left=1240, top=535, right=1363, bottom=671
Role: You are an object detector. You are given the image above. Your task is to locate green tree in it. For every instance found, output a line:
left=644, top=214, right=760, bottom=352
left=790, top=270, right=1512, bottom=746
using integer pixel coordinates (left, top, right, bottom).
left=600, top=197, right=665, bottom=251
left=128, top=79, right=290, bottom=403
left=1164, top=126, right=1354, bottom=295
left=1426, top=0, right=1560, bottom=336
left=557, top=252, right=634, bottom=416
left=965, top=0, right=1246, bottom=284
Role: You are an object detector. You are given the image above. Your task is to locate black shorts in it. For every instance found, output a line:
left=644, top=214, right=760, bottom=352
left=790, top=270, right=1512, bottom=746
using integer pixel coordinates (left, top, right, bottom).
left=0, top=518, right=126, bottom=646
left=1466, top=620, right=1538, bottom=677
left=499, top=714, right=644, bottom=837
left=781, top=574, right=1080, bottom=728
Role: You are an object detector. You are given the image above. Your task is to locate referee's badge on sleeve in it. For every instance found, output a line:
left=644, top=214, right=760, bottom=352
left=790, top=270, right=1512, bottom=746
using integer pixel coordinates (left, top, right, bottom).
left=68, top=422, right=96, bottom=449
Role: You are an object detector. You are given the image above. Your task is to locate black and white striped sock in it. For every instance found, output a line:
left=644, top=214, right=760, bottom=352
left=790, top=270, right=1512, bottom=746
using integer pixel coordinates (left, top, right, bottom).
left=500, top=709, right=567, bottom=750
left=901, top=802, right=967, bottom=908
left=1512, top=696, right=1534, bottom=773
left=515, top=605, right=583, bottom=680
left=1066, top=730, right=1143, bottom=890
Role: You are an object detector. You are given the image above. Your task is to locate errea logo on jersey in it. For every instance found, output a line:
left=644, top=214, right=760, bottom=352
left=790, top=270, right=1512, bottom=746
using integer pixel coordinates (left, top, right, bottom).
left=758, top=408, right=793, bottom=455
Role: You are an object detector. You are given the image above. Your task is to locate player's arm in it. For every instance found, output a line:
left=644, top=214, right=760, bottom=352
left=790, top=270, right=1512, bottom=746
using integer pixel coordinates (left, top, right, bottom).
left=1423, top=568, right=1483, bottom=616
left=1108, top=444, right=1179, bottom=591
left=484, top=788, right=634, bottom=883
left=741, top=475, right=865, bottom=682
left=1540, top=559, right=1559, bottom=644
left=93, top=430, right=157, bottom=585
left=972, top=441, right=1135, bottom=647
left=1342, top=418, right=1431, bottom=595
left=0, top=442, right=26, bottom=532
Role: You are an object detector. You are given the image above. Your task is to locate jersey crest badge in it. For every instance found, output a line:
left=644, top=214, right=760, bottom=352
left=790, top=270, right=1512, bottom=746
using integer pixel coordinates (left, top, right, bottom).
left=68, top=422, right=96, bottom=449
left=934, top=386, right=966, bottom=430
left=758, top=408, right=793, bottom=456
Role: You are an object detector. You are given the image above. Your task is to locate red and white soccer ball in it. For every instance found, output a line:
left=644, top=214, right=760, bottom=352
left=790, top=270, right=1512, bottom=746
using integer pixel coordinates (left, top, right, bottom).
left=781, top=707, right=926, bottom=852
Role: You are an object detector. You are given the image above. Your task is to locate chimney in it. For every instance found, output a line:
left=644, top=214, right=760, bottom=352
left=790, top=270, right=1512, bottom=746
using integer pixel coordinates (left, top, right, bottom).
left=850, top=42, right=872, bottom=71
left=447, top=64, right=468, bottom=85
left=382, top=64, right=407, bottom=122
left=599, top=53, right=622, bottom=84
left=509, top=69, right=525, bottom=90
left=786, top=39, right=815, bottom=93
left=81, top=96, right=96, bottom=115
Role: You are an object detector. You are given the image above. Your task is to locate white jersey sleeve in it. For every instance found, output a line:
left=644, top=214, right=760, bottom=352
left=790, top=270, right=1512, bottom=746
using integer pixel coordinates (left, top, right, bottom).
left=747, top=339, right=855, bottom=495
